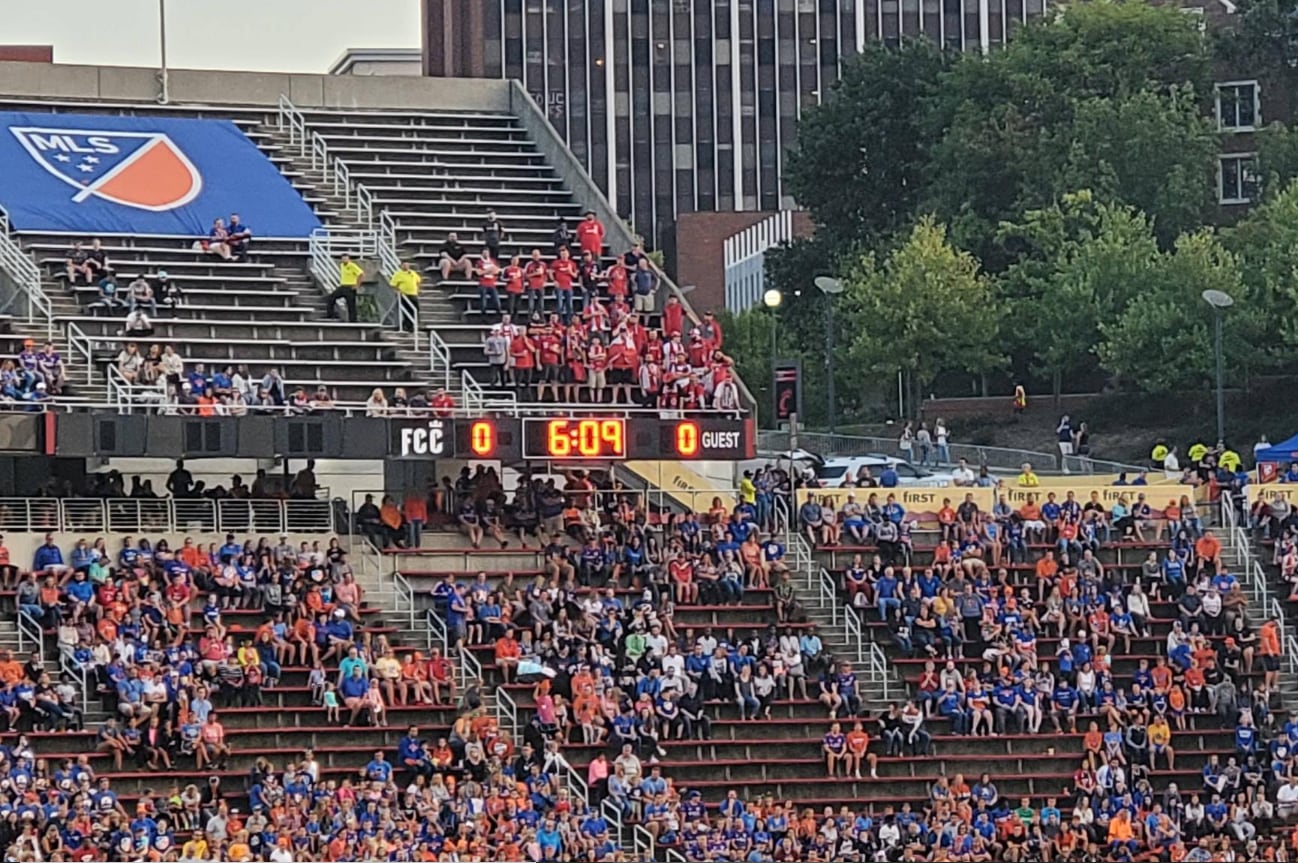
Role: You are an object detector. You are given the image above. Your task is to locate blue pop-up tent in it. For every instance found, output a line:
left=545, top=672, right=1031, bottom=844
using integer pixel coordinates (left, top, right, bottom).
left=1255, top=433, right=1298, bottom=462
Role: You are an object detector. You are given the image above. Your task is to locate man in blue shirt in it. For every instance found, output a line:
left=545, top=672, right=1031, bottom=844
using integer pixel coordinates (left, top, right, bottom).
left=879, top=465, right=899, bottom=488
left=32, top=534, right=66, bottom=576
left=364, top=751, right=392, bottom=783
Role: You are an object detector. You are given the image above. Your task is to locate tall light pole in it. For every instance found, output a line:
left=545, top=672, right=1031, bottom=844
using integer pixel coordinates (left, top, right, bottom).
left=157, top=0, right=170, bottom=105
left=1202, top=288, right=1235, bottom=445
left=814, top=275, right=844, bottom=432
left=762, top=288, right=782, bottom=359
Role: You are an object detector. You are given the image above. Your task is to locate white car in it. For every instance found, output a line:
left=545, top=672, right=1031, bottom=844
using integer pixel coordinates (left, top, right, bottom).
left=814, top=454, right=959, bottom=488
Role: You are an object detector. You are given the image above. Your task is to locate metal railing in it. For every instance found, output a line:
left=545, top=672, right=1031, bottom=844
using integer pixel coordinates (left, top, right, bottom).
left=16, top=611, right=42, bottom=663
left=427, top=330, right=453, bottom=391
left=0, top=204, right=52, bottom=332
left=0, top=497, right=333, bottom=535
left=391, top=571, right=417, bottom=634
left=867, top=641, right=891, bottom=700
left=757, top=429, right=1147, bottom=475
left=65, top=323, right=94, bottom=387
left=1221, top=497, right=1269, bottom=609
left=59, top=650, right=90, bottom=711
left=307, top=226, right=378, bottom=294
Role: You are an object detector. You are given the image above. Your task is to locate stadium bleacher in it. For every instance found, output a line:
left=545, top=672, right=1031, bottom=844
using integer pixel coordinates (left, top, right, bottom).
left=0, top=63, right=1291, bottom=863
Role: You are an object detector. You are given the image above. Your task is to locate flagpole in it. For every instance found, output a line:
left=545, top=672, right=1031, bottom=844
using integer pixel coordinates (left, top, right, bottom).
left=157, top=0, right=170, bottom=104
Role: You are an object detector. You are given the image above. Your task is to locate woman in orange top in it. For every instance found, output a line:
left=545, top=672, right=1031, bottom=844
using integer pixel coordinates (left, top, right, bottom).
left=1082, top=721, right=1104, bottom=771
left=1034, top=552, right=1059, bottom=602
left=1194, top=531, right=1222, bottom=575
left=1261, top=617, right=1283, bottom=690
left=401, top=653, right=433, bottom=704
left=937, top=499, right=957, bottom=543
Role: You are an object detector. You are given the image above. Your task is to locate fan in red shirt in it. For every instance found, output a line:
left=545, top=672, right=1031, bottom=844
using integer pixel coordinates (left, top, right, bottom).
left=503, top=255, right=525, bottom=317
left=583, top=294, right=610, bottom=334
left=662, top=294, right=684, bottom=340
left=429, top=388, right=455, bottom=417
left=565, top=327, right=587, bottom=403
left=605, top=259, right=629, bottom=304
left=523, top=249, right=548, bottom=318
left=476, top=252, right=502, bottom=316
left=576, top=210, right=606, bottom=257
left=551, top=247, right=580, bottom=324
left=536, top=326, right=565, bottom=402
left=509, top=331, right=537, bottom=391
left=607, top=331, right=640, bottom=405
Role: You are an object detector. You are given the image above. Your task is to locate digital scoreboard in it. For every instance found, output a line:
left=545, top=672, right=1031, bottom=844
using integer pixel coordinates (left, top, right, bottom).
left=390, top=416, right=754, bottom=461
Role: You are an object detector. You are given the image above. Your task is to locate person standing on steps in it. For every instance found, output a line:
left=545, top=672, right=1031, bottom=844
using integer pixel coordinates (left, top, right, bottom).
left=482, top=209, right=508, bottom=261
left=388, top=261, right=422, bottom=333
left=325, top=254, right=363, bottom=322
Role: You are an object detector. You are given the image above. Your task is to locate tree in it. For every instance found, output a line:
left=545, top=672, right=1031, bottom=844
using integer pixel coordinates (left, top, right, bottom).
left=1222, top=179, right=1298, bottom=355
left=996, top=193, right=1161, bottom=402
left=922, top=1, right=1216, bottom=260
left=783, top=41, right=948, bottom=248
left=840, top=217, right=1004, bottom=416
left=1098, top=232, right=1252, bottom=393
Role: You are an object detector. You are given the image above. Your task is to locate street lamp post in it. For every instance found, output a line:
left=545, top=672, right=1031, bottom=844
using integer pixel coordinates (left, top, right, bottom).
left=1202, top=289, right=1235, bottom=444
left=157, top=0, right=170, bottom=104
left=762, top=288, right=782, bottom=360
left=814, top=276, right=844, bottom=432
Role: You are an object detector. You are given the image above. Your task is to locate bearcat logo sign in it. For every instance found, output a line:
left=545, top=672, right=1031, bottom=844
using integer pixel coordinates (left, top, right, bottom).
left=0, top=112, right=321, bottom=237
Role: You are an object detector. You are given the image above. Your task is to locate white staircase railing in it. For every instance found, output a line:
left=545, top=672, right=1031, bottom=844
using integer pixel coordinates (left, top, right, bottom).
left=428, top=330, right=453, bottom=390
left=1221, top=497, right=1269, bottom=608
left=0, top=205, right=52, bottom=333
left=16, top=611, right=42, bottom=663
left=64, top=322, right=94, bottom=386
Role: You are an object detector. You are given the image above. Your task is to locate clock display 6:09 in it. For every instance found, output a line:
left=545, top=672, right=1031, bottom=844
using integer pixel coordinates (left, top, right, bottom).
left=526, top=418, right=627, bottom=458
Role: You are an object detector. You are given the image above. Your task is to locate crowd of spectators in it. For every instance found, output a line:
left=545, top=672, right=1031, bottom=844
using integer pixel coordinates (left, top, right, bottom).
left=446, top=216, right=741, bottom=412
left=0, top=338, right=63, bottom=409
left=0, top=523, right=642, bottom=861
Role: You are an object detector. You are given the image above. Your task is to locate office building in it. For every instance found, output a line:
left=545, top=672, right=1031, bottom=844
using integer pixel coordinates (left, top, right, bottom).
left=421, top=0, right=1048, bottom=246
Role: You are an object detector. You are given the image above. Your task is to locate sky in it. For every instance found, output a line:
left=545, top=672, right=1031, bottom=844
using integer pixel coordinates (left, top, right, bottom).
left=0, top=0, right=421, bottom=73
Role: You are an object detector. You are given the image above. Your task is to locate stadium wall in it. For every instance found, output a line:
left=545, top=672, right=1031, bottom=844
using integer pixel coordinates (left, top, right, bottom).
left=0, top=60, right=511, bottom=112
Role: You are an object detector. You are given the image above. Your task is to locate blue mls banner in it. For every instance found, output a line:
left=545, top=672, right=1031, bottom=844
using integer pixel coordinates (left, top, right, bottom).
left=0, top=111, right=321, bottom=237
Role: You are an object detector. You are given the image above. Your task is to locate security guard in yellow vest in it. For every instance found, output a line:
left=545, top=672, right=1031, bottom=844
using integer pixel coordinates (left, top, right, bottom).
left=389, top=261, right=422, bottom=333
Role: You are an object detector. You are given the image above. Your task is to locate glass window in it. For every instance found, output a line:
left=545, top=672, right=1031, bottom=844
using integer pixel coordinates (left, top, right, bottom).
left=1219, top=154, right=1259, bottom=205
left=1217, top=82, right=1260, bottom=132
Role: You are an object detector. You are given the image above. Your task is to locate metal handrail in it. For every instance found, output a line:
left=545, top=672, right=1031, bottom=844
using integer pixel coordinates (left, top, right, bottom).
left=758, top=429, right=1149, bottom=475
left=377, top=211, right=400, bottom=277
left=0, top=204, right=52, bottom=332
left=391, top=571, right=416, bottom=634
left=867, top=641, right=891, bottom=700
left=64, top=323, right=94, bottom=387
left=1221, top=497, right=1268, bottom=608
left=275, top=94, right=306, bottom=150
left=428, top=330, right=452, bottom=391
left=59, top=650, right=90, bottom=711
left=461, top=369, right=485, bottom=414
left=0, top=496, right=333, bottom=534
left=16, top=611, right=42, bottom=663
left=496, top=686, right=519, bottom=739
left=1287, top=634, right=1298, bottom=678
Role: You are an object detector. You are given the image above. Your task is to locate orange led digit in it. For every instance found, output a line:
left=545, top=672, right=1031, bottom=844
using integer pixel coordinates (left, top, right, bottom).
left=470, top=421, right=495, bottom=457
left=577, top=420, right=600, bottom=457
left=600, top=420, right=624, bottom=456
left=548, top=420, right=572, bottom=457
left=676, top=421, right=699, bottom=457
